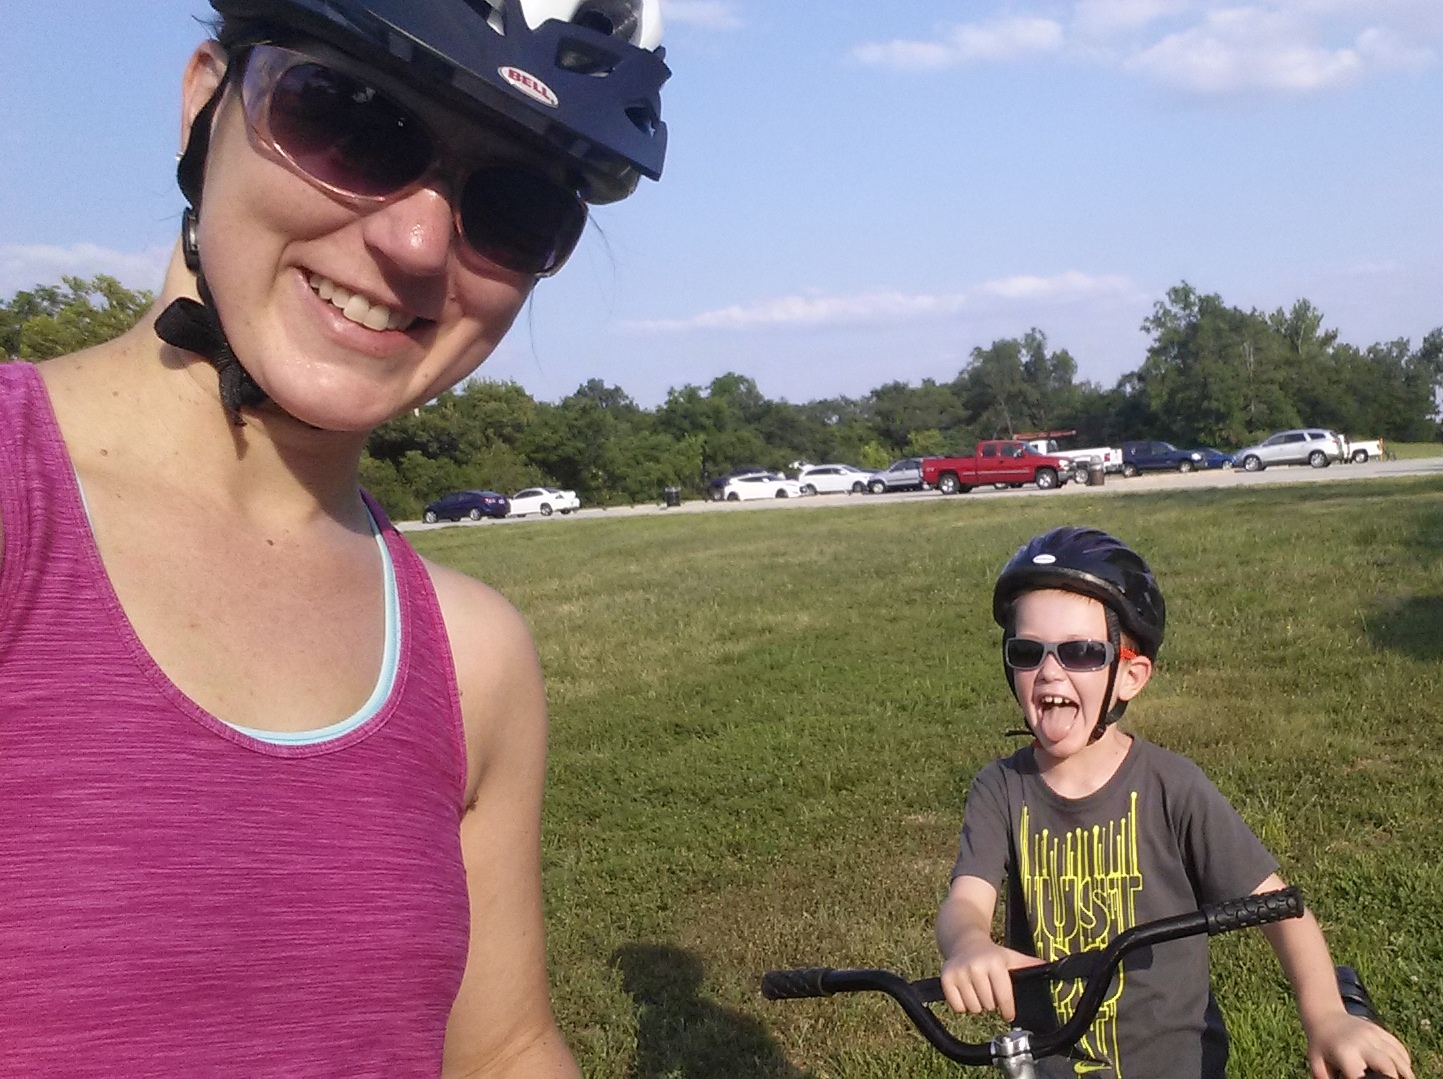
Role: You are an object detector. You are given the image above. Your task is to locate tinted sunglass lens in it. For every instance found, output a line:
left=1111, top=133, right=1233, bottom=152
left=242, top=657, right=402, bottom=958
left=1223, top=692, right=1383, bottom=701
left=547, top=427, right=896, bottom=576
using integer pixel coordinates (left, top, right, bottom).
left=1056, top=640, right=1111, bottom=670
left=1005, top=639, right=1046, bottom=669
left=269, top=63, right=433, bottom=196
left=458, top=166, right=587, bottom=275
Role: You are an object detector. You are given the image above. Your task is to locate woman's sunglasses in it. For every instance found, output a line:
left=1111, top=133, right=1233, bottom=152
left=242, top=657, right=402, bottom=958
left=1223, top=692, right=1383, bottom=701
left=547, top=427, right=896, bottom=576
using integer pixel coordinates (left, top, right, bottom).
left=239, top=44, right=587, bottom=277
left=1003, top=638, right=1138, bottom=672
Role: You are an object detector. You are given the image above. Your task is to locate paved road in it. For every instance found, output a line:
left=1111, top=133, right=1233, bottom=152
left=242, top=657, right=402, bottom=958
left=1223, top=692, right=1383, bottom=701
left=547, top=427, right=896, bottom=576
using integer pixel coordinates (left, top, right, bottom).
left=397, top=456, right=1443, bottom=532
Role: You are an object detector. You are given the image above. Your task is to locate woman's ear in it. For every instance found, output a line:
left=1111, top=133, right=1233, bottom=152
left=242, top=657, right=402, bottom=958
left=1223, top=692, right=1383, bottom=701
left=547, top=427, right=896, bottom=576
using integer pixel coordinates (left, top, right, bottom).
left=180, top=41, right=229, bottom=154
left=1115, top=653, right=1153, bottom=704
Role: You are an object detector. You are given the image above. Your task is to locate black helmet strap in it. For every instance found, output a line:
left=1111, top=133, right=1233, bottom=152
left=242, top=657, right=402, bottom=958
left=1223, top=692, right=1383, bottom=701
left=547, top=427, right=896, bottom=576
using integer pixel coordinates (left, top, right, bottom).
left=158, top=57, right=271, bottom=426
left=155, top=263, right=269, bottom=426
left=1089, top=606, right=1124, bottom=744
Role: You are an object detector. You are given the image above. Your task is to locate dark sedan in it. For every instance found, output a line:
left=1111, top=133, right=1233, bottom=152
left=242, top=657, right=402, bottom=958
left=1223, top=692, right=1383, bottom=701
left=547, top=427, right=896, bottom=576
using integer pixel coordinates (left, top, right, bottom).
left=422, top=490, right=510, bottom=523
left=1121, top=440, right=1208, bottom=476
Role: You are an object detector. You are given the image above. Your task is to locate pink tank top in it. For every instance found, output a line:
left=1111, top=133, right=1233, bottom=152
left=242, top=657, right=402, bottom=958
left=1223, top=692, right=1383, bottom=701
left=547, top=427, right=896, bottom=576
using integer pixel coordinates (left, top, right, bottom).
left=0, top=362, right=471, bottom=1076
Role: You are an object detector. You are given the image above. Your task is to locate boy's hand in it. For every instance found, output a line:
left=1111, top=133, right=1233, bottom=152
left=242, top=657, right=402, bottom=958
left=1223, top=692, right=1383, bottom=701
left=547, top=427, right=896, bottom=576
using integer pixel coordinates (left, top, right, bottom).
left=1305, top=1010, right=1414, bottom=1079
left=939, top=940, right=1044, bottom=1023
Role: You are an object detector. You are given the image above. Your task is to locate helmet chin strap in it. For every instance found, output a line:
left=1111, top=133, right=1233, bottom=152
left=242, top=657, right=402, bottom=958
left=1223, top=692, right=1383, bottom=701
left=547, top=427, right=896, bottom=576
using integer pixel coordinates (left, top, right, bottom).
left=154, top=209, right=270, bottom=426
left=157, top=62, right=270, bottom=427
left=1088, top=607, right=1124, bottom=744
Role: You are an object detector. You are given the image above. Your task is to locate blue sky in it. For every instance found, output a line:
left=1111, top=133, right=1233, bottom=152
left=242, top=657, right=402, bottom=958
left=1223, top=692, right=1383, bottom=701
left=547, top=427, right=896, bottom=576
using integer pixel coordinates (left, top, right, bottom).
left=2, top=1, right=1439, bottom=406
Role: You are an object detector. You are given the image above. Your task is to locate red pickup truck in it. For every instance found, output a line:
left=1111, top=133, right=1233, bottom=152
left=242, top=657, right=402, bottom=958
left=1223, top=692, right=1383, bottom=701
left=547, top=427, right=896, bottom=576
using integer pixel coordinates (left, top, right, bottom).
left=921, top=440, right=1072, bottom=494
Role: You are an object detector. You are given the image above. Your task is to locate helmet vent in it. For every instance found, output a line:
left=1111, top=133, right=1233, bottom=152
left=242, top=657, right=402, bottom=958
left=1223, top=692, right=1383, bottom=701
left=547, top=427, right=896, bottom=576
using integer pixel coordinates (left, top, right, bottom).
left=625, top=102, right=657, bottom=136
left=557, top=36, right=621, bottom=76
left=462, top=0, right=507, bottom=34
left=573, top=0, right=641, bottom=43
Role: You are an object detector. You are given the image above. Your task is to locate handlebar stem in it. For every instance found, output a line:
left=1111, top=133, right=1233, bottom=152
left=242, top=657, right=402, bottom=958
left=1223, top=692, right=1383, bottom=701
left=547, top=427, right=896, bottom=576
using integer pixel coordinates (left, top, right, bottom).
left=992, top=1030, right=1039, bottom=1079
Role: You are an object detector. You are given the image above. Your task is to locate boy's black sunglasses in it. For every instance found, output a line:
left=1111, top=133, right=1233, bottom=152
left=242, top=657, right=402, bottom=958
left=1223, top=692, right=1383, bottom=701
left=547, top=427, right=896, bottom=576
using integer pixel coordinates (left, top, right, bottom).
left=239, top=45, right=587, bottom=277
left=1003, top=638, right=1138, bottom=672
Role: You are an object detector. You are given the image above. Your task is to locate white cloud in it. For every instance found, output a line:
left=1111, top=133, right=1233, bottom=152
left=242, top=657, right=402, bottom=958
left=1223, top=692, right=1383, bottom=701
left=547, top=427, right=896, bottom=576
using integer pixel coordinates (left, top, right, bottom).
left=849, top=2, right=1441, bottom=95
left=624, top=272, right=1136, bottom=333
left=1074, top=0, right=1188, bottom=36
left=853, top=17, right=1064, bottom=71
left=0, top=243, right=170, bottom=299
left=659, top=1, right=741, bottom=31
left=1124, top=6, right=1437, bottom=93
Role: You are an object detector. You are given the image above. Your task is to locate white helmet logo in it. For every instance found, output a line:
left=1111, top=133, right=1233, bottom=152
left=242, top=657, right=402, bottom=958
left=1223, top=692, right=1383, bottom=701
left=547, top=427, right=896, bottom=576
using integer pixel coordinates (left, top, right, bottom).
left=1032, top=554, right=1057, bottom=564
left=499, top=67, right=559, bottom=108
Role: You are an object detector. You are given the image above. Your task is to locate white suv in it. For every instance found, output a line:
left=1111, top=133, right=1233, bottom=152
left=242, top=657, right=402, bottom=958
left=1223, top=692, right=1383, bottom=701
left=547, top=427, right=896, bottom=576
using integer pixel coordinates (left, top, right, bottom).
left=1233, top=429, right=1344, bottom=472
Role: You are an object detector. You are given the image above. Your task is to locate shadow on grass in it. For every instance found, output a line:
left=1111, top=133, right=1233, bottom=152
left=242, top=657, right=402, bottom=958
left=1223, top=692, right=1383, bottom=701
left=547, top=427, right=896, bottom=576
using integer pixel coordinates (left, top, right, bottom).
left=1367, top=595, right=1443, bottom=661
left=612, top=943, right=808, bottom=1079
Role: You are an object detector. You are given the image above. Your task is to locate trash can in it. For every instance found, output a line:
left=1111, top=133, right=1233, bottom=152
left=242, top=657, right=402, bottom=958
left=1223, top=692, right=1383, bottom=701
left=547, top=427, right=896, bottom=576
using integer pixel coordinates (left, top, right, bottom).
left=662, top=486, right=682, bottom=508
left=1086, top=464, right=1105, bottom=487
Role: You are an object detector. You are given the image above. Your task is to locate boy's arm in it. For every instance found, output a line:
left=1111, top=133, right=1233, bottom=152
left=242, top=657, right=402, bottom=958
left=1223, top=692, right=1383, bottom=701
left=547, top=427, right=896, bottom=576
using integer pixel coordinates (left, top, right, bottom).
left=1255, top=874, right=1414, bottom=1079
left=937, top=875, right=1041, bottom=1022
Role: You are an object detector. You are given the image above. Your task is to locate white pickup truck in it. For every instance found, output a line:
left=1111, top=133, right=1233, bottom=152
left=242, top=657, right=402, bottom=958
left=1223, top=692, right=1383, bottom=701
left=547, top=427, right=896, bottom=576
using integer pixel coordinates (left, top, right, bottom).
left=1338, top=436, right=1386, bottom=463
left=1023, top=439, right=1124, bottom=479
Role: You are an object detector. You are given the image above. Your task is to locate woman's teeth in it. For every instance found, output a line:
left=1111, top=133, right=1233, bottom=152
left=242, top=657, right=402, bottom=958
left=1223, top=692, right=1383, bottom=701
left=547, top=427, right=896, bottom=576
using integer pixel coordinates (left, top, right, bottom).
left=309, top=274, right=413, bottom=332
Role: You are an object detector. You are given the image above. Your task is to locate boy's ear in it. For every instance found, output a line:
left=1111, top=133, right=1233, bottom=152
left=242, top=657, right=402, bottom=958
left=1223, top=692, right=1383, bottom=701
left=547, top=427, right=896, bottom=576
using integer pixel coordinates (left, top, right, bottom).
left=1115, top=653, right=1153, bottom=704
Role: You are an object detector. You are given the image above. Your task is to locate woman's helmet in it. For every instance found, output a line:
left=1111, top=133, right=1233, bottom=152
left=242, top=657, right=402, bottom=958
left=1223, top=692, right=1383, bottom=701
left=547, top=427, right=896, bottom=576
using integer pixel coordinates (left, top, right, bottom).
left=992, top=526, right=1166, bottom=740
left=208, top=0, right=668, bottom=204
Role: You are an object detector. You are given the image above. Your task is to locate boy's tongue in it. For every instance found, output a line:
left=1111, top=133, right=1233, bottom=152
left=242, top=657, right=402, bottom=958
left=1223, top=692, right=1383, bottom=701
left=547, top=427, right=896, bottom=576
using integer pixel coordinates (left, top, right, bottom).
left=1036, top=698, right=1080, bottom=742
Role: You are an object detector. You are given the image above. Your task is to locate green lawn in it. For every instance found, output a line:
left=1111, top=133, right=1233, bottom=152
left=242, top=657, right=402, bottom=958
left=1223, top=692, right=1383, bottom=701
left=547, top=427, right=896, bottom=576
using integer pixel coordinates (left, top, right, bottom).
left=412, top=477, right=1443, bottom=1078
left=1386, top=441, right=1443, bottom=459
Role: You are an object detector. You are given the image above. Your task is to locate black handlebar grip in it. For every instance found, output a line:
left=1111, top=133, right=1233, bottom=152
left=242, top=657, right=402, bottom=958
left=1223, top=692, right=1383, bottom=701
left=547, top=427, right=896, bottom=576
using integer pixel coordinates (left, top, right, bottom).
left=761, top=968, right=834, bottom=1000
left=1203, top=886, right=1303, bottom=935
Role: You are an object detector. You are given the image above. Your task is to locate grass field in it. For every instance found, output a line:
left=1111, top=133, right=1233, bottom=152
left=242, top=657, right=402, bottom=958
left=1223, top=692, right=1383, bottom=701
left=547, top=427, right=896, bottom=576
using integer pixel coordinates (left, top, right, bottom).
left=1386, top=441, right=1443, bottom=460
left=412, top=476, right=1443, bottom=1078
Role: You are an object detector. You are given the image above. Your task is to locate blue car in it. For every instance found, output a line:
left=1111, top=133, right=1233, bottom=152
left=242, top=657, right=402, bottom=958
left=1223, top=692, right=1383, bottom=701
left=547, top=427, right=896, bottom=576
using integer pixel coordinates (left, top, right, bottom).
left=422, top=490, right=510, bottom=523
left=1121, top=440, right=1209, bottom=476
left=1196, top=448, right=1234, bottom=469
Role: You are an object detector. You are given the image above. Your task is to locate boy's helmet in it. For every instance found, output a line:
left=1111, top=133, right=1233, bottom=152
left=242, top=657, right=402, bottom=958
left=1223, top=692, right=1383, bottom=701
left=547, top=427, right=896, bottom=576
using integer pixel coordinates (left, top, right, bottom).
left=992, top=526, right=1165, bottom=658
left=209, top=0, right=669, bottom=204
left=992, top=527, right=1165, bottom=742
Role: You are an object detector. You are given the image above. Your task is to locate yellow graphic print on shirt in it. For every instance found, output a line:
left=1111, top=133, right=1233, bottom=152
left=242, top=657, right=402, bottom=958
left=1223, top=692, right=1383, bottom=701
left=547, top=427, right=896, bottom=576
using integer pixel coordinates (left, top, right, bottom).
left=1018, top=792, right=1142, bottom=1077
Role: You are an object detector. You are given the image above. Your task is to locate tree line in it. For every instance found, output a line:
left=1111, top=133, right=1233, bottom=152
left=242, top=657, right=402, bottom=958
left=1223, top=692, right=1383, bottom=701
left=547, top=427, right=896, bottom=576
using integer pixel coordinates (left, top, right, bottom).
left=4, top=275, right=1439, bottom=519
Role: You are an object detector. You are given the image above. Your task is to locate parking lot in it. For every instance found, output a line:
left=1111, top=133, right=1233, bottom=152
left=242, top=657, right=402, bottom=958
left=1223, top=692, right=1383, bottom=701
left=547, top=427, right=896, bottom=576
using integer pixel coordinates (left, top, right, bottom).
left=399, top=455, right=1443, bottom=531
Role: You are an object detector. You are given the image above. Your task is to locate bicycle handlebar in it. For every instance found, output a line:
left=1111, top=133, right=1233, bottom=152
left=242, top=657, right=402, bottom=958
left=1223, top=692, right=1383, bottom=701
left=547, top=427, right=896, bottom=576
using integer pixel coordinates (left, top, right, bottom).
left=762, top=887, right=1304, bottom=1067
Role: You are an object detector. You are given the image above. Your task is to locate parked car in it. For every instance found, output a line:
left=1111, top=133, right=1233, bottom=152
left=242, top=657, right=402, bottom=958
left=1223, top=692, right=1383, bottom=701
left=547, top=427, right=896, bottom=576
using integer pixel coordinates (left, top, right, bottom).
left=866, top=458, right=925, bottom=494
left=1232, top=429, right=1344, bottom=472
left=1120, top=441, right=1209, bottom=476
left=721, top=474, right=804, bottom=501
left=422, top=490, right=509, bottom=523
left=1338, top=435, right=1386, bottom=463
left=508, top=487, right=580, bottom=517
left=1022, top=438, right=1123, bottom=478
left=922, top=440, right=1072, bottom=494
left=1196, top=448, right=1234, bottom=469
left=797, top=463, right=873, bottom=495
left=706, top=466, right=775, bottom=502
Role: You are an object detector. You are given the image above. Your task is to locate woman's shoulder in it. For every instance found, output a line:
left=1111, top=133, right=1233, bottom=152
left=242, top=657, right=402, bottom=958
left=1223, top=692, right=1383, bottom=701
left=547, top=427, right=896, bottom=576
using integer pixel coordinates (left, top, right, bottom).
left=423, top=555, right=531, bottom=639
left=421, top=556, right=547, bottom=798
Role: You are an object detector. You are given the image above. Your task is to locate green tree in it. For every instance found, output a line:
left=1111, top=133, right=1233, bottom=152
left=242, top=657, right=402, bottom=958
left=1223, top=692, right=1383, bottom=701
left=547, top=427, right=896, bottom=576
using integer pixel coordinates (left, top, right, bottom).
left=1136, top=283, right=1296, bottom=445
left=2, top=275, right=153, bottom=360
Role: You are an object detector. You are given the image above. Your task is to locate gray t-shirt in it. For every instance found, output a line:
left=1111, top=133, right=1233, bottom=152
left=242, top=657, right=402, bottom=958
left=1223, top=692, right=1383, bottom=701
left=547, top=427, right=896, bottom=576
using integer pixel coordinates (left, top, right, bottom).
left=951, top=737, right=1278, bottom=1079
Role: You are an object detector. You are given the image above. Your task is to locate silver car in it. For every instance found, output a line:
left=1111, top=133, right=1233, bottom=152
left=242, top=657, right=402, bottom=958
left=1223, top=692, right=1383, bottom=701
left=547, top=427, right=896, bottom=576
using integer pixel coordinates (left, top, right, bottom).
left=866, top=458, right=925, bottom=493
left=1233, top=428, right=1343, bottom=472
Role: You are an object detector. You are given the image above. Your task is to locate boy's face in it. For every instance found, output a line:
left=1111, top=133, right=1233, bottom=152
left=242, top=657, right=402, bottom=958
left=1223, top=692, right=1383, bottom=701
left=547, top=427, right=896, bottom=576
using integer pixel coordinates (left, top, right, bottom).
left=1010, top=589, right=1151, bottom=760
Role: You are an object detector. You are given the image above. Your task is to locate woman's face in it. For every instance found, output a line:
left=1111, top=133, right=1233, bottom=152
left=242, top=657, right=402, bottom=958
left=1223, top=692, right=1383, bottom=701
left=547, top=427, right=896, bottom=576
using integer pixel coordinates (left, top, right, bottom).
left=179, top=41, right=546, bottom=433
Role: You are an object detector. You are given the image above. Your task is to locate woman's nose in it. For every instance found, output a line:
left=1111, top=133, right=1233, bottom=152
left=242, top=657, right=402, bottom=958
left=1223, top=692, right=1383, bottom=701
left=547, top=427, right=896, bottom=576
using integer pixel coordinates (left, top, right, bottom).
left=360, top=185, right=456, bottom=276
